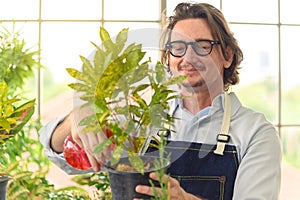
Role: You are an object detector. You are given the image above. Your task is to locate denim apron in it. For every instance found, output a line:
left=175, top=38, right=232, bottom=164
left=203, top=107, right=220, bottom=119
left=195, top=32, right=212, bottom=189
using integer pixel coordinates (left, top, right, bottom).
left=147, top=93, right=239, bottom=200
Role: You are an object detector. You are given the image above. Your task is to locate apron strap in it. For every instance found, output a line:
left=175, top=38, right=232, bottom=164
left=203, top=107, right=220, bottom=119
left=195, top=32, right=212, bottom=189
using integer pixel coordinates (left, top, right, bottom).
left=214, top=92, right=231, bottom=155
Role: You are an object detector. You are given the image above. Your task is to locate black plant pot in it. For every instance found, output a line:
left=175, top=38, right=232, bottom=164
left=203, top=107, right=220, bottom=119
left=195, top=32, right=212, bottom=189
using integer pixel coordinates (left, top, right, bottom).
left=107, top=156, right=163, bottom=200
left=0, top=175, right=10, bottom=200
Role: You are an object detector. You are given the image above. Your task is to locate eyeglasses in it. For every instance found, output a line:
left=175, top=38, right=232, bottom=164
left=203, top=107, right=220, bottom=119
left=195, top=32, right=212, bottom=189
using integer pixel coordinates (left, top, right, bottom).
left=166, top=39, right=221, bottom=57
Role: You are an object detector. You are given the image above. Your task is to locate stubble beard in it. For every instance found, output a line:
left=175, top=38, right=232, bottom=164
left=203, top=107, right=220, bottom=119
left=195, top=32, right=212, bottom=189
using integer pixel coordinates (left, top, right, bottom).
left=180, top=79, right=207, bottom=94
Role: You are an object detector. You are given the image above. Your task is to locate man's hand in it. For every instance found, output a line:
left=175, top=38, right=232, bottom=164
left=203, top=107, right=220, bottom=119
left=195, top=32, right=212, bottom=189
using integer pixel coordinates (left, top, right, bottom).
left=70, top=107, right=111, bottom=172
left=134, top=172, right=202, bottom=200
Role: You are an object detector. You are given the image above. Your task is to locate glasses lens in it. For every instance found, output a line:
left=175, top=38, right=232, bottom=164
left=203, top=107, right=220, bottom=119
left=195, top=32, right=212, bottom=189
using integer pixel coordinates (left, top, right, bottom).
left=194, top=41, right=212, bottom=55
left=169, top=41, right=186, bottom=57
left=168, top=40, right=217, bottom=57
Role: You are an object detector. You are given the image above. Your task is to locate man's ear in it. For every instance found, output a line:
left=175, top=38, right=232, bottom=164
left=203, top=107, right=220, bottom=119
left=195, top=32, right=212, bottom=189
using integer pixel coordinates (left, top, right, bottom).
left=224, top=47, right=234, bottom=69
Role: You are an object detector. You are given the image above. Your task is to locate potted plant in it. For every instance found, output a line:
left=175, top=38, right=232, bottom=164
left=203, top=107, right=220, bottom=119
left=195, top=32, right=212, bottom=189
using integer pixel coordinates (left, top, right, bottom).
left=0, top=80, right=35, bottom=200
left=0, top=22, right=99, bottom=199
left=0, top=22, right=39, bottom=199
left=65, top=27, right=185, bottom=199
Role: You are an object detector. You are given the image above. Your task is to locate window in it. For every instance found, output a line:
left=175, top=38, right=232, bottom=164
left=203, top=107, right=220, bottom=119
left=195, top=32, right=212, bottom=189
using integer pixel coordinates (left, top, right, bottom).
left=1, top=0, right=299, bottom=198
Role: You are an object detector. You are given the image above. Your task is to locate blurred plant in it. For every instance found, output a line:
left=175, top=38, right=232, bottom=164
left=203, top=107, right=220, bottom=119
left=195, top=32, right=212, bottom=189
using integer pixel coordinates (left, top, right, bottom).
left=0, top=22, right=96, bottom=199
left=0, top=81, right=35, bottom=147
left=0, top=22, right=40, bottom=96
left=150, top=135, right=170, bottom=200
left=41, top=187, right=91, bottom=200
left=72, top=172, right=112, bottom=200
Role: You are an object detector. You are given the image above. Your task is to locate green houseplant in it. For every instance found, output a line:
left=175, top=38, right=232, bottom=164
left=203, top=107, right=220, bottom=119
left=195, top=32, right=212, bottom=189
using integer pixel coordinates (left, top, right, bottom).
left=0, top=22, right=40, bottom=96
left=0, top=22, right=38, bottom=199
left=0, top=23, right=93, bottom=200
left=66, top=27, right=185, bottom=199
left=0, top=80, right=35, bottom=200
left=0, top=22, right=38, bottom=147
left=0, top=81, right=35, bottom=145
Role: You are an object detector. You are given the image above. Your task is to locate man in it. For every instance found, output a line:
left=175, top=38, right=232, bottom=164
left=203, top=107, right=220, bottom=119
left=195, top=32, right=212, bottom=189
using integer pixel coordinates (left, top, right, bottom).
left=40, top=2, right=281, bottom=200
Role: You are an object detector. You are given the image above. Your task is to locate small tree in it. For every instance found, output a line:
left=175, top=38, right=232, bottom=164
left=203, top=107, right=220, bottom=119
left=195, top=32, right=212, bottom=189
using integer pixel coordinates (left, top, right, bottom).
left=67, top=27, right=185, bottom=172
left=66, top=27, right=185, bottom=199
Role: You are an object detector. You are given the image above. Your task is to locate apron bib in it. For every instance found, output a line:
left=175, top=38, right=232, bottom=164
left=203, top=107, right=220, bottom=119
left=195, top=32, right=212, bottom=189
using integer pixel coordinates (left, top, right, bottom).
left=146, top=93, right=238, bottom=200
left=162, top=142, right=238, bottom=200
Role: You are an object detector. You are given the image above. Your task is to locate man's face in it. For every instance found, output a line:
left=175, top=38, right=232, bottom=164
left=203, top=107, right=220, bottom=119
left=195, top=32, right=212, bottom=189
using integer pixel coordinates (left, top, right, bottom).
left=168, top=18, right=232, bottom=93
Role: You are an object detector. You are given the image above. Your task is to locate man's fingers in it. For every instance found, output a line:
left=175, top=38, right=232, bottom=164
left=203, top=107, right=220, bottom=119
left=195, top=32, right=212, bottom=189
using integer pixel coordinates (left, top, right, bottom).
left=72, top=134, right=84, bottom=149
left=149, top=172, right=171, bottom=183
left=139, top=173, right=172, bottom=198
left=135, top=185, right=164, bottom=199
left=85, top=148, right=103, bottom=171
left=135, top=185, right=155, bottom=196
left=80, top=132, right=111, bottom=169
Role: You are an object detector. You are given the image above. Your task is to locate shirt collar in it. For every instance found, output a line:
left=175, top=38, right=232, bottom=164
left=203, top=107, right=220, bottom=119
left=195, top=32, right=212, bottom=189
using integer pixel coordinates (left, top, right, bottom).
left=169, top=92, right=241, bottom=118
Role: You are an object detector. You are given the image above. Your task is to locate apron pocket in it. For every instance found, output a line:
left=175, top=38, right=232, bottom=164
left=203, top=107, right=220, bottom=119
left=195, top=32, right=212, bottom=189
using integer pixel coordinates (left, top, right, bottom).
left=174, top=175, right=226, bottom=200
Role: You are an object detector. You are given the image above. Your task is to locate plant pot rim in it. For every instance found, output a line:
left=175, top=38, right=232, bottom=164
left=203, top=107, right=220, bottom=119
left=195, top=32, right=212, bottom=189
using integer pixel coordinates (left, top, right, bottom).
left=106, top=155, right=169, bottom=174
left=0, top=174, right=11, bottom=182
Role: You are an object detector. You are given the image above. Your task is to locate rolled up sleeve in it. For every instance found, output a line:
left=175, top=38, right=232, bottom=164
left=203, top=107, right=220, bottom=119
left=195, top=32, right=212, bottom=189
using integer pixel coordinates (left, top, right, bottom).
left=39, top=115, right=92, bottom=174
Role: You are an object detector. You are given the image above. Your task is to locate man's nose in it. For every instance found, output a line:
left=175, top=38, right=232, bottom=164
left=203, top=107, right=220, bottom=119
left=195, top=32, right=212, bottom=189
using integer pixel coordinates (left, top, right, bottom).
left=183, top=45, right=198, bottom=62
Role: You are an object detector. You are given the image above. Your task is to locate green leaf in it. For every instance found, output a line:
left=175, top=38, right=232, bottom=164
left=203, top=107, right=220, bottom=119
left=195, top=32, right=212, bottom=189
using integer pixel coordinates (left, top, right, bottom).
left=155, top=62, right=165, bottom=83
left=110, top=87, right=122, bottom=99
left=2, top=96, right=20, bottom=106
left=67, top=83, right=91, bottom=92
left=127, top=49, right=145, bottom=68
left=123, top=43, right=142, bottom=55
left=126, top=64, right=150, bottom=85
left=126, top=104, right=142, bottom=118
left=123, top=120, right=135, bottom=135
left=110, top=145, right=123, bottom=166
left=128, top=152, right=144, bottom=174
left=80, top=55, right=97, bottom=83
left=132, top=89, right=148, bottom=109
left=94, top=138, right=112, bottom=154
left=115, top=28, right=128, bottom=54
left=108, top=123, right=123, bottom=137
left=133, top=83, right=150, bottom=94
left=92, top=45, right=106, bottom=72
left=0, top=81, right=8, bottom=99
left=163, top=75, right=187, bottom=87
left=100, top=27, right=116, bottom=56
left=66, top=68, right=85, bottom=81
left=14, top=99, right=35, bottom=113
left=149, top=104, right=166, bottom=127
left=0, top=118, right=10, bottom=133
left=103, top=52, right=113, bottom=69
left=10, top=103, right=35, bottom=134
left=99, top=27, right=111, bottom=43
left=81, top=123, right=101, bottom=134
left=3, top=104, right=14, bottom=117
left=78, top=114, right=98, bottom=127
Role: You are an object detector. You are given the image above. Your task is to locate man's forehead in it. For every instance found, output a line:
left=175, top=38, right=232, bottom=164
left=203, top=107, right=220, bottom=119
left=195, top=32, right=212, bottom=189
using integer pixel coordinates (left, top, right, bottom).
left=170, top=19, right=213, bottom=41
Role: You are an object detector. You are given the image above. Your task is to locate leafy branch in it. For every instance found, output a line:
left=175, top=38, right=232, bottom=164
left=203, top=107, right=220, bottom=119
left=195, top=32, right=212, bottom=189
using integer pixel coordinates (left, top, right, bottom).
left=0, top=81, right=35, bottom=145
left=66, top=27, right=185, bottom=173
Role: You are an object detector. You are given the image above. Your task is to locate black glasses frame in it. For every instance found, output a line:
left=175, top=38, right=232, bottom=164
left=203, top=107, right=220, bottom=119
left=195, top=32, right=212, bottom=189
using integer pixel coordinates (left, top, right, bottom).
left=166, top=39, right=221, bottom=57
